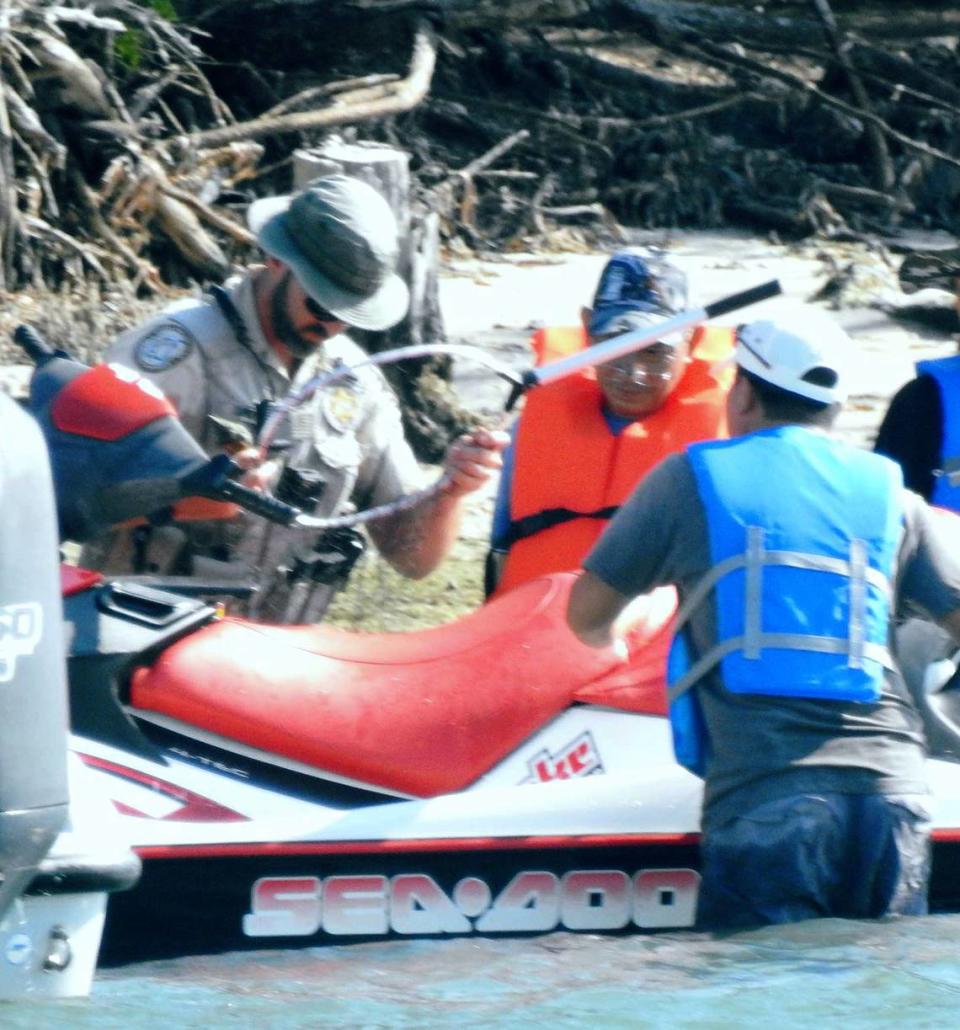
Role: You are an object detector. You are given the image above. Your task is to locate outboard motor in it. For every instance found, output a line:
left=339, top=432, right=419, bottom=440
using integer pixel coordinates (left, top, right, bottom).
left=0, top=391, right=70, bottom=922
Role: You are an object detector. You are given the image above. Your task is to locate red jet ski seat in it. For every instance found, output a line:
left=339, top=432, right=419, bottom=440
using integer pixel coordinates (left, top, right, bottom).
left=130, top=573, right=673, bottom=797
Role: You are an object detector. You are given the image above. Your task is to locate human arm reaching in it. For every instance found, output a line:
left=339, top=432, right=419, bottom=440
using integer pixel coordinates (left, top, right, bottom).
left=370, top=427, right=509, bottom=579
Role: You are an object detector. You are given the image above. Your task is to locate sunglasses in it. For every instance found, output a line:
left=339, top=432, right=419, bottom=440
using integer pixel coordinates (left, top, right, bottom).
left=304, top=295, right=342, bottom=323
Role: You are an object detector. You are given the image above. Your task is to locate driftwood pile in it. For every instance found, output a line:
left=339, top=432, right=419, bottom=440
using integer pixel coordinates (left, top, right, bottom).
left=1, top=0, right=959, bottom=298
left=0, top=1, right=260, bottom=295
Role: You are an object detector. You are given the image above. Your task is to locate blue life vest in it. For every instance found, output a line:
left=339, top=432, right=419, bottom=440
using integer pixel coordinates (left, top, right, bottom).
left=667, top=426, right=903, bottom=775
left=917, top=355, right=960, bottom=511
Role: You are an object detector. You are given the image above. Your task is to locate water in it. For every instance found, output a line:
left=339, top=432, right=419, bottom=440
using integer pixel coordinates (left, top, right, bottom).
left=9, top=916, right=960, bottom=1028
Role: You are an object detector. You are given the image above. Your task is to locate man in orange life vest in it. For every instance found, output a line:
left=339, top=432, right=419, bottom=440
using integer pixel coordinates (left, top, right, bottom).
left=487, top=251, right=735, bottom=597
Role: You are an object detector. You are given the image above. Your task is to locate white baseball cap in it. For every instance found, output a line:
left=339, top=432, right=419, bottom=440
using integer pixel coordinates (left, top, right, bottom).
left=733, top=313, right=852, bottom=404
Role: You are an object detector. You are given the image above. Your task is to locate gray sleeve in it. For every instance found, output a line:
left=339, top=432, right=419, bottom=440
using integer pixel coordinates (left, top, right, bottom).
left=583, top=453, right=708, bottom=598
left=897, top=491, right=960, bottom=620
left=108, top=317, right=209, bottom=443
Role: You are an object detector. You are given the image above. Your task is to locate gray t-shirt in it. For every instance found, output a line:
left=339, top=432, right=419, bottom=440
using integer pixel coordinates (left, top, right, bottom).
left=584, top=446, right=960, bottom=831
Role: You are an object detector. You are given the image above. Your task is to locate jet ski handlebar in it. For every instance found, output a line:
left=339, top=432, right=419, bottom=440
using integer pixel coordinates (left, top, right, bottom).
left=178, top=454, right=300, bottom=526
left=13, top=323, right=63, bottom=366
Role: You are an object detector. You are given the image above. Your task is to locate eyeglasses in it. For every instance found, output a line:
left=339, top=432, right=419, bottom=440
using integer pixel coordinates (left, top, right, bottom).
left=602, top=343, right=679, bottom=377
left=304, top=295, right=342, bottom=323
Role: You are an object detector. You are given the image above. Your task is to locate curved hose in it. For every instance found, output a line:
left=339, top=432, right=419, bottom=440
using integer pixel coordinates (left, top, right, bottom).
left=257, top=342, right=522, bottom=530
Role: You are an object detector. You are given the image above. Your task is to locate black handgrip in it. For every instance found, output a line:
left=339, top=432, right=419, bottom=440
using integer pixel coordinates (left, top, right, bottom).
left=703, top=280, right=782, bottom=320
left=214, top=478, right=300, bottom=526
left=13, top=324, right=57, bottom=365
left=179, top=454, right=299, bottom=526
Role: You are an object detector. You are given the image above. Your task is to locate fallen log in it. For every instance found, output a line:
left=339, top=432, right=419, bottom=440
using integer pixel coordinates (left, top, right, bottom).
left=614, top=0, right=960, bottom=47
left=818, top=180, right=914, bottom=214
left=153, top=192, right=231, bottom=280
left=186, top=20, right=437, bottom=148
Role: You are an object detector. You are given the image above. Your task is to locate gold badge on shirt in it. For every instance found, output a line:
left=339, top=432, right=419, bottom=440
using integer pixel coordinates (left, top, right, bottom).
left=321, top=380, right=363, bottom=434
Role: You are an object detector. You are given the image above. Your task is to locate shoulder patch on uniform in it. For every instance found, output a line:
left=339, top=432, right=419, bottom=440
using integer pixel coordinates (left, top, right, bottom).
left=133, top=322, right=196, bottom=372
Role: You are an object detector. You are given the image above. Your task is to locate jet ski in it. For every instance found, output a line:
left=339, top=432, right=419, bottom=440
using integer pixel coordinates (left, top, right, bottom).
left=55, top=562, right=960, bottom=964
left=16, top=279, right=960, bottom=964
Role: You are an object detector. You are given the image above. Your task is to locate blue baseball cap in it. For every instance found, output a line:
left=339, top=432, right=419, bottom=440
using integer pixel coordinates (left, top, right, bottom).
left=588, top=251, right=688, bottom=337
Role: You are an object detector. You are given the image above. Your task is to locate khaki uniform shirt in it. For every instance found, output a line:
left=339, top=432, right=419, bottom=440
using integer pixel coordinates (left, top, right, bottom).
left=90, top=270, right=423, bottom=619
left=109, top=271, right=423, bottom=514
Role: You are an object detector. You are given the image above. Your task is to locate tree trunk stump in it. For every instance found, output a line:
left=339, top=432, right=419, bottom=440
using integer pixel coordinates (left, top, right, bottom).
left=294, top=139, right=469, bottom=462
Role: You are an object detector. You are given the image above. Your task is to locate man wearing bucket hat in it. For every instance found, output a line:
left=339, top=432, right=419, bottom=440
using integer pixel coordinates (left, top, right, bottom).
left=84, top=174, right=506, bottom=620
left=567, top=310, right=960, bottom=929
left=485, top=249, right=734, bottom=598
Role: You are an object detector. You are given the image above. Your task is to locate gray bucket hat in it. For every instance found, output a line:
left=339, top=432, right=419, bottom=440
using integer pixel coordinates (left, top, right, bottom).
left=248, top=174, right=409, bottom=332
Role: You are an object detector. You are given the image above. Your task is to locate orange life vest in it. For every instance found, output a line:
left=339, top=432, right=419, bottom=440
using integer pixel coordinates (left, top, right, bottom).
left=494, top=323, right=734, bottom=596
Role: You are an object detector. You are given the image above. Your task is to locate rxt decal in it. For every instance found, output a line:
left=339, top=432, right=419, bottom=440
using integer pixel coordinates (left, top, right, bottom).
left=522, top=730, right=603, bottom=784
left=0, top=602, right=42, bottom=683
left=243, top=868, right=700, bottom=938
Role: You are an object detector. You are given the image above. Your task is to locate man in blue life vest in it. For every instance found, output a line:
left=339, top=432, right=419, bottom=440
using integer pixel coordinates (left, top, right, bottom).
left=874, top=264, right=960, bottom=507
left=487, top=250, right=733, bottom=597
left=874, top=364, right=954, bottom=504
left=566, top=310, right=960, bottom=930
left=874, top=347, right=960, bottom=510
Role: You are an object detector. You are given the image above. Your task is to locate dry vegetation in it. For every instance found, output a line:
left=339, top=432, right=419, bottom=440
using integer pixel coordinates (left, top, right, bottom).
left=1, top=1, right=959, bottom=317
left=2, top=0, right=957, bottom=624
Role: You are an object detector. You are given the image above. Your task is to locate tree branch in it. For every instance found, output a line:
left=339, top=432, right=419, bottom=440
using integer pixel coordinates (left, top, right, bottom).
left=186, top=20, right=437, bottom=148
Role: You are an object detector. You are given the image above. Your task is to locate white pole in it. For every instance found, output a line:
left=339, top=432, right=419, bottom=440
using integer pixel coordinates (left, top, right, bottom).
left=528, top=279, right=782, bottom=388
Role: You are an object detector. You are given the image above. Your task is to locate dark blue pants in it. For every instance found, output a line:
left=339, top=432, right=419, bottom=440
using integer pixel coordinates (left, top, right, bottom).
left=697, top=792, right=932, bottom=931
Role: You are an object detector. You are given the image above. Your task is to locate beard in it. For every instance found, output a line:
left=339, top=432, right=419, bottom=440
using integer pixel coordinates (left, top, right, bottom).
left=270, top=272, right=331, bottom=358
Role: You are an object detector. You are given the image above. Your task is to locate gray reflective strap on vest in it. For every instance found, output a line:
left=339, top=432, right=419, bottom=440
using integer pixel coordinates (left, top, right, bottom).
left=848, top=538, right=867, bottom=670
left=940, top=456, right=960, bottom=487
left=667, top=529, right=895, bottom=704
left=744, top=526, right=764, bottom=659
